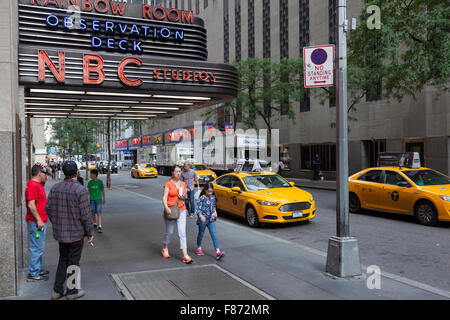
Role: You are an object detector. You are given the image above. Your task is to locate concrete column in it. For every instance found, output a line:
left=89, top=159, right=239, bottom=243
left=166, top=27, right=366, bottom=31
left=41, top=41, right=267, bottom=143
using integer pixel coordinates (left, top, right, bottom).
left=0, top=0, right=20, bottom=298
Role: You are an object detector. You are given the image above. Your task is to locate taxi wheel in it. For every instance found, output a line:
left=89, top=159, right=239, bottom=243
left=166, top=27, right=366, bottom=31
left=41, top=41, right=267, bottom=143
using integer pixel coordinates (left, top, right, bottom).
left=246, top=206, right=260, bottom=228
left=414, top=201, right=438, bottom=226
left=349, top=193, right=361, bottom=213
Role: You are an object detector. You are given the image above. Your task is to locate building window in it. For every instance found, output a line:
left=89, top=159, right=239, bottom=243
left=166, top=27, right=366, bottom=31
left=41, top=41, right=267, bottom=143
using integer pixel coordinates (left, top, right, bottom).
left=248, top=0, right=255, bottom=58
left=365, top=139, right=386, bottom=167
left=235, top=0, right=241, bottom=62
left=405, top=139, right=425, bottom=167
left=188, top=0, right=192, bottom=11
left=280, top=0, right=289, bottom=59
left=195, top=0, right=199, bottom=14
left=204, top=0, right=208, bottom=9
left=301, top=144, right=337, bottom=172
left=300, top=0, right=310, bottom=112
left=329, top=0, right=337, bottom=108
left=366, top=37, right=383, bottom=102
left=300, top=91, right=310, bottom=112
left=263, top=0, right=271, bottom=59
left=224, top=0, right=229, bottom=63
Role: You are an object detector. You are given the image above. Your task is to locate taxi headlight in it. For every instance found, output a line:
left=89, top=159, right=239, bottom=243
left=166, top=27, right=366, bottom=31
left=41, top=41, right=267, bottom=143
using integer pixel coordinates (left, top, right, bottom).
left=257, top=200, right=279, bottom=206
left=439, top=195, right=450, bottom=202
left=310, top=197, right=314, bottom=202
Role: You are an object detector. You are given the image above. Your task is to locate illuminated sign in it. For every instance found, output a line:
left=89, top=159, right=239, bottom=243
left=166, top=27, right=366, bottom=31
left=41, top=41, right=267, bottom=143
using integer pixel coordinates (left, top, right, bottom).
left=38, top=50, right=217, bottom=87
left=45, top=14, right=185, bottom=53
left=32, top=0, right=194, bottom=54
left=30, top=1, right=194, bottom=24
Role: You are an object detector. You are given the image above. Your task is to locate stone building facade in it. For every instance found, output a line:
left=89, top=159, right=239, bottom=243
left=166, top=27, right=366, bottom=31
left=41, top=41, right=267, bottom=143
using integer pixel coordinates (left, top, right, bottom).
left=141, top=0, right=450, bottom=178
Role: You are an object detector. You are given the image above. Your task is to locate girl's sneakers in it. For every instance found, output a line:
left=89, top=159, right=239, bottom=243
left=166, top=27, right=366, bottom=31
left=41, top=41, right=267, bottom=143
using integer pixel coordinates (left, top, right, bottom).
left=161, top=248, right=170, bottom=259
left=182, top=256, right=193, bottom=264
left=196, top=248, right=205, bottom=256
left=216, top=251, right=225, bottom=261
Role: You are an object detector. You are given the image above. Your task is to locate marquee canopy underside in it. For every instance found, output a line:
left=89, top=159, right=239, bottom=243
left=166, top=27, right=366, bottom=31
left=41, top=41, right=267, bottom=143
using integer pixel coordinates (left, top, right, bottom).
left=24, top=86, right=231, bottom=120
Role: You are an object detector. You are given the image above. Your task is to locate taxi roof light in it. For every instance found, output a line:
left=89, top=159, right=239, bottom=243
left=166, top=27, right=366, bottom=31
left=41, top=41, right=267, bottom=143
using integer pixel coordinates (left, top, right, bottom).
left=378, top=152, right=421, bottom=169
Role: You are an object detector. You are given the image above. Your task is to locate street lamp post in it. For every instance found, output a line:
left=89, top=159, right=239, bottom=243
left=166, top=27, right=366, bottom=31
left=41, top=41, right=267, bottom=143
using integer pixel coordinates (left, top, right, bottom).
left=325, top=0, right=362, bottom=278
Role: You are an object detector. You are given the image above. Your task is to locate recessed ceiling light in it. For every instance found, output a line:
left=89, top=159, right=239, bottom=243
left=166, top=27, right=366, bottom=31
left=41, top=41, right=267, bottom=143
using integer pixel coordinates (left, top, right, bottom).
left=30, top=89, right=85, bottom=95
left=153, top=95, right=211, bottom=101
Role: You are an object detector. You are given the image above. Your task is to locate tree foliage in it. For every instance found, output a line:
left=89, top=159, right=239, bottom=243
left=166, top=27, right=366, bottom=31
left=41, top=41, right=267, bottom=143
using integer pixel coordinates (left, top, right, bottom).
left=348, top=0, right=449, bottom=102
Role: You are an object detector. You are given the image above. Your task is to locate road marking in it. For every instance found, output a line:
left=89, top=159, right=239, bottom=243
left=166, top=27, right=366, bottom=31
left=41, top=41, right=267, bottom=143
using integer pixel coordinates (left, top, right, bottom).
left=113, top=185, right=450, bottom=299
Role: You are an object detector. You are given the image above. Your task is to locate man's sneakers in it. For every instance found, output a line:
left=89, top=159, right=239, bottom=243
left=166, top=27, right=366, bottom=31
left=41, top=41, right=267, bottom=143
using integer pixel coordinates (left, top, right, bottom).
left=97, top=226, right=103, bottom=233
left=66, top=290, right=86, bottom=300
left=196, top=248, right=205, bottom=256
left=216, top=251, right=225, bottom=261
left=93, top=224, right=97, bottom=231
left=27, top=274, right=49, bottom=282
left=51, top=291, right=64, bottom=300
left=182, top=255, right=193, bottom=264
left=39, top=270, right=50, bottom=277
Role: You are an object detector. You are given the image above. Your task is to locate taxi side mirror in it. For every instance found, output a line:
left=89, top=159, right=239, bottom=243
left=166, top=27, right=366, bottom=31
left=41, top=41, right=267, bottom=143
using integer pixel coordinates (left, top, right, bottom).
left=231, top=187, right=241, bottom=193
left=289, top=181, right=295, bottom=187
left=397, top=181, right=411, bottom=188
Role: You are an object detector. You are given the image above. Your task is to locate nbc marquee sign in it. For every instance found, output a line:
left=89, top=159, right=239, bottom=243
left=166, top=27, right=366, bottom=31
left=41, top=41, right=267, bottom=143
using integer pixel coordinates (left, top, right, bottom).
left=18, top=0, right=238, bottom=98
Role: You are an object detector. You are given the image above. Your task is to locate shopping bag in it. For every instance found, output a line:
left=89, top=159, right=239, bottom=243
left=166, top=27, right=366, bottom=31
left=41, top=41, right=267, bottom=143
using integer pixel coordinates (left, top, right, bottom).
left=194, top=189, right=201, bottom=200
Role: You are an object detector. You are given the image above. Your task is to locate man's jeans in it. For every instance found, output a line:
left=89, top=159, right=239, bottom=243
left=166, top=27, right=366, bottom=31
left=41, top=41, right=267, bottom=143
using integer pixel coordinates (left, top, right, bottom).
left=185, top=189, right=196, bottom=215
left=54, top=239, right=84, bottom=295
left=27, top=221, right=47, bottom=276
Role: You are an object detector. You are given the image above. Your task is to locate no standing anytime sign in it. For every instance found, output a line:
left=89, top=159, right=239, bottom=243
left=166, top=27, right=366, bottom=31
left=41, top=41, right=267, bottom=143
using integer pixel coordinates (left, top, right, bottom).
left=303, top=45, right=335, bottom=88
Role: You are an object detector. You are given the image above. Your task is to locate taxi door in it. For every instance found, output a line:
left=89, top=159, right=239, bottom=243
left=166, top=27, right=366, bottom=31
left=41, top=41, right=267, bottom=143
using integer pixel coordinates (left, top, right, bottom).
left=378, top=170, right=416, bottom=214
left=355, top=170, right=384, bottom=209
left=213, top=175, right=232, bottom=213
left=228, top=176, right=247, bottom=217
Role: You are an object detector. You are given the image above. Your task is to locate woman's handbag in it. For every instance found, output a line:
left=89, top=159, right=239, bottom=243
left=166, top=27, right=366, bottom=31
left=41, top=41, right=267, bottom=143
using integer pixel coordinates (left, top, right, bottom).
left=165, top=198, right=181, bottom=220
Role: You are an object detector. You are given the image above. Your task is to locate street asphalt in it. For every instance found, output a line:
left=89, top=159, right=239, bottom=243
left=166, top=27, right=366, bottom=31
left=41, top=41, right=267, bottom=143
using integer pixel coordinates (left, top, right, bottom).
left=7, top=170, right=450, bottom=300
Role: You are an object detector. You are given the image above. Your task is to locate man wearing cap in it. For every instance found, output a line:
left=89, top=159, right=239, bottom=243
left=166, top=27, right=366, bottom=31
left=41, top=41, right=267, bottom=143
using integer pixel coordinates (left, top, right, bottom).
left=46, top=161, right=94, bottom=300
left=25, top=163, right=52, bottom=282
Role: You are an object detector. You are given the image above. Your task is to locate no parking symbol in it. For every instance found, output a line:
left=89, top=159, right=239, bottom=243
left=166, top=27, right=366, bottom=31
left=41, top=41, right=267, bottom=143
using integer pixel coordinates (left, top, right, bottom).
left=304, top=45, right=335, bottom=88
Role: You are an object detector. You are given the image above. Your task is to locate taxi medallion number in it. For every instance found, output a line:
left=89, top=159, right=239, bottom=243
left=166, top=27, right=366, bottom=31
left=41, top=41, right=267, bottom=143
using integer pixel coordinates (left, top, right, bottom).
left=292, top=211, right=303, bottom=218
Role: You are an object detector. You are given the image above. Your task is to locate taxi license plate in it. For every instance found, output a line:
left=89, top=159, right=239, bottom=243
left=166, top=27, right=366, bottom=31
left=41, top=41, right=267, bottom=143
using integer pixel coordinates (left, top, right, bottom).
left=292, top=211, right=303, bottom=218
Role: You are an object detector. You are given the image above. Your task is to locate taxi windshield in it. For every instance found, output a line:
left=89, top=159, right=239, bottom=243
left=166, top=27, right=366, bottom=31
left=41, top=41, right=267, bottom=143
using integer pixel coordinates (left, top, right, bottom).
left=139, top=164, right=153, bottom=169
left=404, top=170, right=450, bottom=186
left=242, top=175, right=290, bottom=190
left=191, top=165, right=208, bottom=170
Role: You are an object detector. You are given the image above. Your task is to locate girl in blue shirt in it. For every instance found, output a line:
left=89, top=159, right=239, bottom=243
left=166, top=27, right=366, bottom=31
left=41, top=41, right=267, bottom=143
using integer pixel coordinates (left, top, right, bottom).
left=196, top=183, right=225, bottom=260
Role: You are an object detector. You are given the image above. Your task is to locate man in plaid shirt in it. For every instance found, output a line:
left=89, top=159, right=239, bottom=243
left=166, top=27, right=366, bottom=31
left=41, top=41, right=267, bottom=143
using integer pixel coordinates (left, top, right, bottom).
left=46, top=161, right=94, bottom=300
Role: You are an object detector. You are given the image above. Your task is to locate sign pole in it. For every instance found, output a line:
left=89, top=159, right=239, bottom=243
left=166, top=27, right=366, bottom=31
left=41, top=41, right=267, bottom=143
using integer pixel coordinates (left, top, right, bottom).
left=325, top=0, right=362, bottom=278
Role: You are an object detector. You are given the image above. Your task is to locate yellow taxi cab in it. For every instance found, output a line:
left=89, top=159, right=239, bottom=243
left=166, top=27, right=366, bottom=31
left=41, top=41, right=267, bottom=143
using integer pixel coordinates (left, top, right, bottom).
left=131, top=163, right=158, bottom=179
left=212, top=171, right=316, bottom=227
left=191, top=164, right=217, bottom=184
left=87, top=161, right=96, bottom=171
left=349, top=153, right=450, bottom=226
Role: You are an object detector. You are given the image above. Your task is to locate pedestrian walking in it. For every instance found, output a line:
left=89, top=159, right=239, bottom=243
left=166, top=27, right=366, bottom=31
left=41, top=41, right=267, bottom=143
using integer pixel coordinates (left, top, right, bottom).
left=50, top=161, right=57, bottom=180
left=77, top=170, right=84, bottom=186
left=87, top=169, right=105, bottom=233
left=312, top=154, right=322, bottom=180
left=180, top=161, right=200, bottom=218
left=162, top=165, right=193, bottom=264
left=57, top=162, right=62, bottom=180
left=45, top=161, right=94, bottom=300
left=195, top=183, right=225, bottom=260
left=25, top=163, right=52, bottom=282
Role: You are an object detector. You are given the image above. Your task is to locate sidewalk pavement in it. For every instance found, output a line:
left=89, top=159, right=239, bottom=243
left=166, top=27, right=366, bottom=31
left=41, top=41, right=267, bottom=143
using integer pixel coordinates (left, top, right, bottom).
left=6, top=182, right=449, bottom=300
left=289, top=177, right=336, bottom=191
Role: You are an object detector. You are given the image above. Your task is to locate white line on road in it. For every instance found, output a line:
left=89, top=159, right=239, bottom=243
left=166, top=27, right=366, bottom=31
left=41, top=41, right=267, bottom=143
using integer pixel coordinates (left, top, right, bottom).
left=112, top=186, right=450, bottom=299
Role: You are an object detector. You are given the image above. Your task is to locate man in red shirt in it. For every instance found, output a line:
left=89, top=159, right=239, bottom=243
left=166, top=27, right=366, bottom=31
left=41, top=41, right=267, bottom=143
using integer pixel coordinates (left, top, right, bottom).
left=25, top=163, right=51, bottom=281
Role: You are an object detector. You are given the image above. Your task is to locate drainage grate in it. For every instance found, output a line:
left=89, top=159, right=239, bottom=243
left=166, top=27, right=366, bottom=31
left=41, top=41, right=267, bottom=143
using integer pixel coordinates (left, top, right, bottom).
left=110, top=264, right=274, bottom=300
